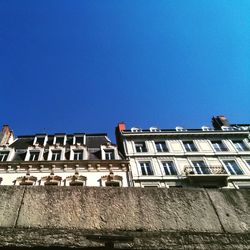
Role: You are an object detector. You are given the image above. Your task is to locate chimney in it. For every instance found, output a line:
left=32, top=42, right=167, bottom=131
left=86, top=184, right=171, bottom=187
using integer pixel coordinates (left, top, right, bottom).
left=212, top=116, right=230, bottom=129
left=117, top=122, right=126, bottom=132
left=0, top=125, right=13, bottom=145
left=115, top=122, right=126, bottom=157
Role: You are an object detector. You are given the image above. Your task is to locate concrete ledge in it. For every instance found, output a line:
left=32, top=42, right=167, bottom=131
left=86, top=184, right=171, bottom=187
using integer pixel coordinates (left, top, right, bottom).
left=0, top=228, right=249, bottom=249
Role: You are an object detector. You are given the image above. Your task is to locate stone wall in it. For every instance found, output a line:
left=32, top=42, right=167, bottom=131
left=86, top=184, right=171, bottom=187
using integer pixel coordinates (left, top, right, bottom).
left=0, top=186, right=249, bottom=249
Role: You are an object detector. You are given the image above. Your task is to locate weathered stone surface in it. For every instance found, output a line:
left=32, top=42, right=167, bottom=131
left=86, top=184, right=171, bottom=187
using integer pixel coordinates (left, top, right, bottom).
left=207, top=189, right=250, bottom=233
left=0, top=187, right=249, bottom=249
left=17, top=187, right=222, bottom=232
left=0, top=186, right=25, bottom=227
left=0, top=228, right=249, bottom=249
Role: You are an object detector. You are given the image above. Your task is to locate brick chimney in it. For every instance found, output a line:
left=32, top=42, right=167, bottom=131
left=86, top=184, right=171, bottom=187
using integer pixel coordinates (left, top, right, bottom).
left=0, top=125, right=13, bottom=145
left=212, top=116, right=230, bottom=130
left=115, top=122, right=126, bottom=157
left=116, top=122, right=126, bottom=132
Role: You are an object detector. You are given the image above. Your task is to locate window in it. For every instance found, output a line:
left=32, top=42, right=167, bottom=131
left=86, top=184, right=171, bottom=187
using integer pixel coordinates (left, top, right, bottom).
left=29, top=151, right=40, bottom=161
left=192, top=161, right=210, bottom=174
left=246, top=161, right=250, bottom=169
left=104, top=150, right=115, bottom=160
left=140, top=162, right=154, bottom=175
left=201, top=126, right=213, bottom=131
left=0, top=151, right=9, bottom=161
left=211, top=141, right=228, bottom=152
left=51, top=150, right=61, bottom=161
left=223, top=160, right=243, bottom=175
left=183, top=141, right=198, bottom=152
left=155, top=141, right=168, bottom=152
left=150, top=127, right=161, bottom=132
left=233, top=141, right=249, bottom=151
left=135, top=142, right=147, bottom=152
left=55, top=137, right=64, bottom=145
left=36, top=137, right=45, bottom=146
left=73, top=150, right=83, bottom=160
left=162, top=161, right=177, bottom=175
left=105, top=181, right=120, bottom=187
left=176, top=126, right=186, bottom=131
left=75, top=136, right=84, bottom=144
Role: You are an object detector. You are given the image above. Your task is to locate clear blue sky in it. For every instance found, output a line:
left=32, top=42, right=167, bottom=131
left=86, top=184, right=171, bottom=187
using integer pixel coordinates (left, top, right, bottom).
left=0, top=0, right=249, bottom=141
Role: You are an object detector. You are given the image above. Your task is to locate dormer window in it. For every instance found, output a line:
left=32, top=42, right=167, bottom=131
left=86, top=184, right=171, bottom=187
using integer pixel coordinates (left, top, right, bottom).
left=55, top=137, right=64, bottom=145
left=201, top=126, right=213, bottom=131
left=29, top=151, right=40, bottom=161
left=150, top=127, right=161, bottom=132
left=34, top=137, right=45, bottom=146
left=104, top=149, right=115, bottom=160
left=176, top=126, right=187, bottom=131
left=131, top=127, right=142, bottom=132
left=51, top=150, right=61, bottom=160
left=75, top=136, right=84, bottom=145
left=73, top=150, right=83, bottom=160
left=0, top=151, right=9, bottom=161
left=221, top=126, right=234, bottom=131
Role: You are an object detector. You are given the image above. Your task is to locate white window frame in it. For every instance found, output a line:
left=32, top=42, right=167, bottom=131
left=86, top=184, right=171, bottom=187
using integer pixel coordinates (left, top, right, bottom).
left=29, top=151, right=40, bottom=161
left=223, top=160, right=243, bottom=175
left=73, top=150, right=84, bottom=160
left=183, top=141, right=198, bottom=152
left=161, top=161, right=177, bottom=175
left=211, top=141, right=228, bottom=152
left=191, top=160, right=210, bottom=174
left=33, top=136, right=47, bottom=146
left=104, top=149, right=115, bottom=160
left=51, top=150, right=62, bottom=161
left=73, top=135, right=85, bottom=145
left=134, top=141, right=147, bottom=153
left=53, top=135, right=66, bottom=145
left=0, top=151, right=9, bottom=161
left=155, top=141, right=168, bottom=152
left=131, top=127, right=142, bottom=132
left=232, top=140, right=249, bottom=152
left=139, top=162, right=154, bottom=176
left=150, top=127, right=161, bottom=132
left=176, top=126, right=187, bottom=131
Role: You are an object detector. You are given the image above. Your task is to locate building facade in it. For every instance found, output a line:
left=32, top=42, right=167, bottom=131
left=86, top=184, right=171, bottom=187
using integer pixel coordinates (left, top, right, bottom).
left=116, top=116, right=250, bottom=189
left=0, top=132, right=129, bottom=186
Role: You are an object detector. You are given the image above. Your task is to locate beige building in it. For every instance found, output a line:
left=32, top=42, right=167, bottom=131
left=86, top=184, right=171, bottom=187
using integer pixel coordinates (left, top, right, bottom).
left=116, top=116, right=250, bottom=189
left=0, top=132, right=129, bottom=187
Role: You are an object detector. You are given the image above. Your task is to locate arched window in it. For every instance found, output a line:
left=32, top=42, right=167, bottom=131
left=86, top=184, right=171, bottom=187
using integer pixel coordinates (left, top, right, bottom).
left=101, top=172, right=123, bottom=187
left=41, top=175, right=62, bottom=186
left=15, top=175, right=37, bottom=186
left=65, top=174, right=87, bottom=186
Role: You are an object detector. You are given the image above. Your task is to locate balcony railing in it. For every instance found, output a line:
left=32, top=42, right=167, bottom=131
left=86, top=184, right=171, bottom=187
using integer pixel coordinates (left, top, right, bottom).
left=184, top=165, right=228, bottom=175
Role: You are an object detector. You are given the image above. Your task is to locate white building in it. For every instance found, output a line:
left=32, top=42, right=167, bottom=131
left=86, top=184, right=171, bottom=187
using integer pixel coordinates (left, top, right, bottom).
left=115, top=116, right=250, bottom=189
left=0, top=132, right=129, bottom=187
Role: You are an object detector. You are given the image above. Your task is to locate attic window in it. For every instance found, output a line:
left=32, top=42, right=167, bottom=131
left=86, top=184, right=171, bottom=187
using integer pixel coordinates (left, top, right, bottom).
left=176, top=126, right=187, bottom=131
left=201, top=126, right=213, bottom=131
left=75, top=136, right=84, bottom=145
left=221, top=126, right=234, bottom=131
left=34, top=137, right=45, bottom=146
left=0, top=151, right=9, bottom=161
left=131, top=127, right=142, bottom=132
left=104, top=149, right=115, bottom=160
left=54, top=136, right=65, bottom=145
left=150, top=127, right=161, bottom=132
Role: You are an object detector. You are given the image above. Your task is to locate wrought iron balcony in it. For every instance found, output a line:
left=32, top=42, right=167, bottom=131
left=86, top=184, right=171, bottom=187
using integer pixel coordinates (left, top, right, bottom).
left=184, top=165, right=228, bottom=175
left=184, top=165, right=229, bottom=187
